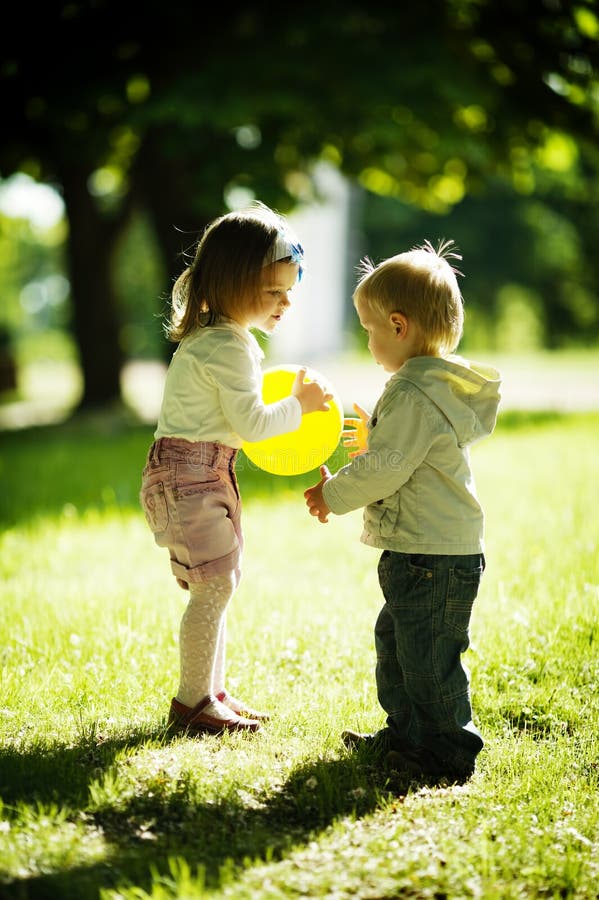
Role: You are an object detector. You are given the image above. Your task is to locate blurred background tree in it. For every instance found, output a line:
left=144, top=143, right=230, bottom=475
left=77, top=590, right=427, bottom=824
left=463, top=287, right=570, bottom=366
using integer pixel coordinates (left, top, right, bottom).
left=0, top=0, right=597, bottom=410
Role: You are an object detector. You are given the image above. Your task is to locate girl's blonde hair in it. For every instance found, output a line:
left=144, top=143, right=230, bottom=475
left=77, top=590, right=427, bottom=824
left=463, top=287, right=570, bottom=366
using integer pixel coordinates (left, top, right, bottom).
left=353, top=239, right=464, bottom=356
left=166, top=202, right=294, bottom=342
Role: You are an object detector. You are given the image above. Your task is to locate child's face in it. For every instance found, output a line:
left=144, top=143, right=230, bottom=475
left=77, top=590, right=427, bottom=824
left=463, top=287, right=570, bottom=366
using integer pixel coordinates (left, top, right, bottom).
left=356, top=297, right=414, bottom=373
left=243, top=262, right=300, bottom=332
left=356, top=299, right=422, bottom=372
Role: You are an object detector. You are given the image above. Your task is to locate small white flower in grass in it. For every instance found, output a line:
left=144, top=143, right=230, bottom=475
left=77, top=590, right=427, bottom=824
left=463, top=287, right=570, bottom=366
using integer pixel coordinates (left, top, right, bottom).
left=349, top=787, right=366, bottom=799
left=305, top=776, right=318, bottom=790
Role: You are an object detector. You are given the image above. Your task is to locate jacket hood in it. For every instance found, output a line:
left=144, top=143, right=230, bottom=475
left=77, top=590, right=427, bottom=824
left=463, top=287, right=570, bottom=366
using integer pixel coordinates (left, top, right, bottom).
left=396, top=355, right=502, bottom=446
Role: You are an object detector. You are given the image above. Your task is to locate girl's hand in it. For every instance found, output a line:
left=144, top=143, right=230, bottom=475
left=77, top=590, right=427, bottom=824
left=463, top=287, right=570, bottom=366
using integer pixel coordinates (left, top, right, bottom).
left=304, top=465, right=332, bottom=523
left=292, top=367, right=333, bottom=414
left=342, top=402, right=370, bottom=457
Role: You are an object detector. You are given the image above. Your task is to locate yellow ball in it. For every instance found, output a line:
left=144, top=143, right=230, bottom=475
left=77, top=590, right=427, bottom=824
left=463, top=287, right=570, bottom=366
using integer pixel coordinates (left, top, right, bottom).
left=241, top=364, right=343, bottom=476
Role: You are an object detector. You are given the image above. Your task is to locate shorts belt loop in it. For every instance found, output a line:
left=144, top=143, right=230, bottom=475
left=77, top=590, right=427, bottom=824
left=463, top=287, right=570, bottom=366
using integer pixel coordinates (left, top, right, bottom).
left=151, top=438, right=162, bottom=466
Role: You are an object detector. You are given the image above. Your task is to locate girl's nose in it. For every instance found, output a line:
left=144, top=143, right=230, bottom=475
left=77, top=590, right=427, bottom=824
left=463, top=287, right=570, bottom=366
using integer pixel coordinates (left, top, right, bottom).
left=280, top=294, right=291, bottom=308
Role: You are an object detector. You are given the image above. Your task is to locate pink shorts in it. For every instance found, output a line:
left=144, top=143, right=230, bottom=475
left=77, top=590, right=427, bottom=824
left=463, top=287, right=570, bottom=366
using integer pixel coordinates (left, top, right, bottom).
left=140, top=437, right=242, bottom=587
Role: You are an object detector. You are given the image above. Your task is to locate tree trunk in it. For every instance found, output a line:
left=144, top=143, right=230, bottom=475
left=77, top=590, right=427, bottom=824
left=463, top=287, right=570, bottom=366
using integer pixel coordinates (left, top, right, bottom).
left=60, top=166, right=125, bottom=409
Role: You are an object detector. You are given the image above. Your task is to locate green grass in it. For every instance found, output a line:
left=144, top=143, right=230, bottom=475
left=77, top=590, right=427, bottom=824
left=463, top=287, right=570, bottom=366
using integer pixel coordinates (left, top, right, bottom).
left=0, top=410, right=598, bottom=898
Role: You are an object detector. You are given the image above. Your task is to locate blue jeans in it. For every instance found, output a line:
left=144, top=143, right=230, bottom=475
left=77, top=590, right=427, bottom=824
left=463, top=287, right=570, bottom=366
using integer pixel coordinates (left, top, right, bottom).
left=375, top=550, right=485, bottom=774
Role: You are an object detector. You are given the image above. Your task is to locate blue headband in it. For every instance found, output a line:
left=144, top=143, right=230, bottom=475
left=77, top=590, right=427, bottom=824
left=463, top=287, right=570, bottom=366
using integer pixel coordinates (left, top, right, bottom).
left=264, top=231, right=304, bottom=281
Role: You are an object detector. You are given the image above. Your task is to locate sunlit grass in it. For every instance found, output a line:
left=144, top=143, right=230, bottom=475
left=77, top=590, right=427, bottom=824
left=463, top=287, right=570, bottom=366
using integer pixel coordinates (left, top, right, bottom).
left=0, top=411, right=598, bottom=898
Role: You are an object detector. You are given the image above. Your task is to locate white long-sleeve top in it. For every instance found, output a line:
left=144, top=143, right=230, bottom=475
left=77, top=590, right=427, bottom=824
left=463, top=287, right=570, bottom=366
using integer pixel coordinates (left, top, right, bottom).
left=155, top=322, right=301, bottom=447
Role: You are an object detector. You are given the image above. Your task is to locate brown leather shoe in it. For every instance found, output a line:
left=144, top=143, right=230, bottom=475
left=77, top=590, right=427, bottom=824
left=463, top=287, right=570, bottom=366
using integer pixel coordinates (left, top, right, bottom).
left=216, top=689, right=270, bottom=721
left=168, top=695, right=261, bottom=735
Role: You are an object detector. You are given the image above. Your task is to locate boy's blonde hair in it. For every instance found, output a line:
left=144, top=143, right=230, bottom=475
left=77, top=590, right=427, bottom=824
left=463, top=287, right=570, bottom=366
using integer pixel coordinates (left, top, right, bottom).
left=353, top=239, right=464, bottom=357
left=166, top=203, right=296, bottom=342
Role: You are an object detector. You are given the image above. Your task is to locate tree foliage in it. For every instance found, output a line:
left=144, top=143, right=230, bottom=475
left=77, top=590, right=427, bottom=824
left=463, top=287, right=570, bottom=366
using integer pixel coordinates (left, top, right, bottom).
left=1, top=0, right=598, bottom=405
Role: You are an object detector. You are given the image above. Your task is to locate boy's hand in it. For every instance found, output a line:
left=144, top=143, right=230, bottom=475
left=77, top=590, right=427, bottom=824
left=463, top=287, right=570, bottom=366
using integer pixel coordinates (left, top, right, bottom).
left=342, top=402, right=370, bottom=458
left=304, top=464, right=332, bottom=524
left=292, top=367, right=333, bottom=414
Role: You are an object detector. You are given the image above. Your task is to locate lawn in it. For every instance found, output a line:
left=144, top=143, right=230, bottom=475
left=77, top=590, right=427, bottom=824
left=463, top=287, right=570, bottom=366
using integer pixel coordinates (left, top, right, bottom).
left=0, top=409, right=598, bottom=898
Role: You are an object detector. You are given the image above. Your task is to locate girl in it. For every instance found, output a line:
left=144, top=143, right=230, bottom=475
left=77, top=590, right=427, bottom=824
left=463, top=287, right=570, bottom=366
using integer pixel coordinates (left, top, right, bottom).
left=140, top=203, right=331, bottom=736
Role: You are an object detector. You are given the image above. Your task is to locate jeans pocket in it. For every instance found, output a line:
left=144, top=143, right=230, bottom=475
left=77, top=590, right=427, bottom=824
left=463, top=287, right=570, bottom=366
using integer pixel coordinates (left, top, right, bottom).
left=444, top=566, right=482, bottom=637
left=140, top=481, right=169, bottom=533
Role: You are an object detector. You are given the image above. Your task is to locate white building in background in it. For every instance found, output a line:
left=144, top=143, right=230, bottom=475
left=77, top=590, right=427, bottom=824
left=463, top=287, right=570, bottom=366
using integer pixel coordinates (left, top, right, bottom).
left=267, top=163, right=359, bottom=365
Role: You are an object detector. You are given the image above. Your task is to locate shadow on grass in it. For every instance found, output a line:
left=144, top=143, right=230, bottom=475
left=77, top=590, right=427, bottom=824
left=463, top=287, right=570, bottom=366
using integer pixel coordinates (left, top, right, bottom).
left=0, top=418, right=155, bottom=527
left=0, top=725, right=413, bottom=900
left=0, top=723, right=168, bottom=809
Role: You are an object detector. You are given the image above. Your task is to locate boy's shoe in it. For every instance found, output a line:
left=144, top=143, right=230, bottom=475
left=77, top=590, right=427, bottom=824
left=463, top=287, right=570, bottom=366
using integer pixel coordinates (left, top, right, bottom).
left=384, top=748, right=474, bottom=784
left=168, top=695, right=261, bottom=736
left=341, top=729, right=377, bottom=750
left=216, top=689, right=270, bottom=721
left=341, top=728, right=393, bottom=758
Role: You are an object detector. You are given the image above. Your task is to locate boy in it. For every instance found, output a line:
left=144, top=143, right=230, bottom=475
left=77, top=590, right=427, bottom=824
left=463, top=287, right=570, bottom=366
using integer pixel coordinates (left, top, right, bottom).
left=304, top=240, right=501, bottom=782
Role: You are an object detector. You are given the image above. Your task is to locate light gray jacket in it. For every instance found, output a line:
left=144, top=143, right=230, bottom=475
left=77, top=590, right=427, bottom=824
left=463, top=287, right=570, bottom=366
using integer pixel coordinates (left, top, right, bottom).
left=323, top=355, right=502, bottom=555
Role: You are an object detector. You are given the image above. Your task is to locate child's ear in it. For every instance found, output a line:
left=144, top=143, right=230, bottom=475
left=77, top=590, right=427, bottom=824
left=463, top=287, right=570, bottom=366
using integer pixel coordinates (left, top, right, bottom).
left=390, top=312, right=408, bottom=337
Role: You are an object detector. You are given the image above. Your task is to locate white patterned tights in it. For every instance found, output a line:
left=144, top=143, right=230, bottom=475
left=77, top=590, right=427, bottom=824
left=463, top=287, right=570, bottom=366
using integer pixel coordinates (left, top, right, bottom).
left=176, top=573, right=235, bottom=710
